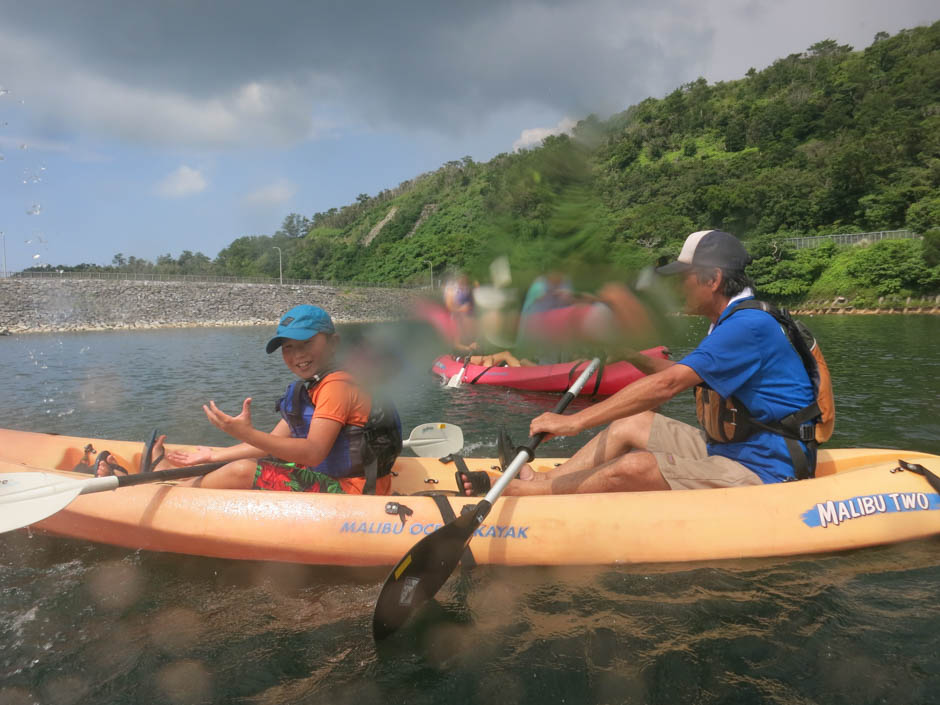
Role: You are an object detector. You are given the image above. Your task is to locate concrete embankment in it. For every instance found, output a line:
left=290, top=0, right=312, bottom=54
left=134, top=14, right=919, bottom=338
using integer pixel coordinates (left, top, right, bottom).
left=0, top=279, right=421, bottom=334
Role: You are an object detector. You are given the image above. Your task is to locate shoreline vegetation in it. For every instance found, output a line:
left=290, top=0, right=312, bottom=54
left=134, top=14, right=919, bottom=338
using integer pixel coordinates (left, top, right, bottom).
left=0, top=279, right=936, bottom=336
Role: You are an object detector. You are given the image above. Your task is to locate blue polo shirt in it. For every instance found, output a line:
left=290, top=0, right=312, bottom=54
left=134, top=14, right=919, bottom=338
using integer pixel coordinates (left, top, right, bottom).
left=678, top=299, right=815, bottom=483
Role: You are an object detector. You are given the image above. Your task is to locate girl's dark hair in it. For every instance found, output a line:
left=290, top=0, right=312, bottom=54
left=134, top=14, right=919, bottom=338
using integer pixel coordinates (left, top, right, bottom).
left=693, top=267, right=755, bottom=297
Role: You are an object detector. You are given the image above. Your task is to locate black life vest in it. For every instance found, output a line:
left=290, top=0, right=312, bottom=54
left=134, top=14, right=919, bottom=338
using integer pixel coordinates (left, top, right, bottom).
left=694, top=300, right=835, bottom=479
left=275, top=371, right=403, bottom=494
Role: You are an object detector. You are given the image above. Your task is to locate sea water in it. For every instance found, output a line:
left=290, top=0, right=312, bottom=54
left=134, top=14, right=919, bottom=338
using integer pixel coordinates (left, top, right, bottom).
left=1, top=315, right=938, bottom=704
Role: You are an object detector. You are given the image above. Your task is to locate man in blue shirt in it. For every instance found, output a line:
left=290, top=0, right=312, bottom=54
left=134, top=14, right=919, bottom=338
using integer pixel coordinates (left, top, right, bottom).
left=489, top=230, right=816, bottom=496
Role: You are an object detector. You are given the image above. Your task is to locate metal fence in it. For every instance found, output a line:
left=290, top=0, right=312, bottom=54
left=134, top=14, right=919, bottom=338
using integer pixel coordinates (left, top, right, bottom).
left=2, top=270, right=430, bottom=288
left=782, top=230, right=919, bottom=249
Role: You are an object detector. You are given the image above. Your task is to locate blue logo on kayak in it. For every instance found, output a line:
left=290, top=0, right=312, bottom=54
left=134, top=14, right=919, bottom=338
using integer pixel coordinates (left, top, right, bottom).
left=802, top=491, right=940, bottom=528
left=340, top=520, right=529, bottom=539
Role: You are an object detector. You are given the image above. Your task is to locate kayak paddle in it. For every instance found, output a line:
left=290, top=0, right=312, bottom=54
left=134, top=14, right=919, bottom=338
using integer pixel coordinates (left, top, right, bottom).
left=401, top=422, right=463, bottom=456
left=0, top=423, right=464, bottom=534
left=372, top=357, right=601, bottom=640
left=446, top=356, right=472, bottom=388
left=0, top=462, right=230, bottom=533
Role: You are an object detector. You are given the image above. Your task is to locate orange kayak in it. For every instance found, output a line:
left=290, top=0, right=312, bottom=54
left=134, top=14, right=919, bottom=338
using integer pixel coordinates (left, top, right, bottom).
left=1, top=428, right=938, bottom=567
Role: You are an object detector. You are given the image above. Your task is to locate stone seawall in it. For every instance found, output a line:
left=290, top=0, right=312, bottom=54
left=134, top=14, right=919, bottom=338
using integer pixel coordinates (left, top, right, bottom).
left=0, top=279, right=420, bottom=334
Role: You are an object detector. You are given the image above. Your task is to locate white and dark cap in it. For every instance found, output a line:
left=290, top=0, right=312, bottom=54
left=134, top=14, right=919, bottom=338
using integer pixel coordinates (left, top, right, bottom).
left=656, top=230, right=752, bottom=275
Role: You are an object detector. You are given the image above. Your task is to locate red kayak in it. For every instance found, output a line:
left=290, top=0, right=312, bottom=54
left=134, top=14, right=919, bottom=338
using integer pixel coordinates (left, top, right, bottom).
left=431, top=347, right=669, bottom=396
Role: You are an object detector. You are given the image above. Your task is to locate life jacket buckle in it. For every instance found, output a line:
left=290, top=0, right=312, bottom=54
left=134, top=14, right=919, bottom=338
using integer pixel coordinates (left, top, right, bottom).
left=799, top=423, right=815, bottom=442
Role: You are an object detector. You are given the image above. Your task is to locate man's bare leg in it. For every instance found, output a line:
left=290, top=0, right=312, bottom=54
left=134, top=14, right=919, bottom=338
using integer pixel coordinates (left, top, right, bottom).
left=504, top=449, right=669, bottom=495
left=534, top=410, right=656, bottom=478
left=461, top=411, right=658, bottom=495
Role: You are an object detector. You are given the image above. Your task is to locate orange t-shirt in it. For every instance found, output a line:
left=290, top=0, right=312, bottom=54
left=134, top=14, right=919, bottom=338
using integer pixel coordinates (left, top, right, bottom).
left=307, top=371, right=391, bottom=495
left=308, top=371, right=371, bottom=428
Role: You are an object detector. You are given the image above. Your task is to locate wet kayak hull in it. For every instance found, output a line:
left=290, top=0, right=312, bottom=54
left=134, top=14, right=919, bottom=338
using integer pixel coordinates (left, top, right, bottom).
left=1, top=428, right=938, bottom=567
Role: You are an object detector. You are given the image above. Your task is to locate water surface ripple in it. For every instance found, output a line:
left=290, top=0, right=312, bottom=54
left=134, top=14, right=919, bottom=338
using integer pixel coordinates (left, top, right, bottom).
left=1, top=315, right=938, bottom=704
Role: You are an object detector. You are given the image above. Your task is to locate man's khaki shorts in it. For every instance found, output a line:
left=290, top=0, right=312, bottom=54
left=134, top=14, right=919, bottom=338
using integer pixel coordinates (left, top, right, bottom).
left=647, top=414, right=763, bottom=490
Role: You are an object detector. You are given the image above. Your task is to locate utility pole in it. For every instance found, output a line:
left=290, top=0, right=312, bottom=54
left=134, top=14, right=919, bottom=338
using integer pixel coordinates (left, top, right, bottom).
left=272, top=246, right=283, bottom=285
left=424, top=259, right=433, bottom=289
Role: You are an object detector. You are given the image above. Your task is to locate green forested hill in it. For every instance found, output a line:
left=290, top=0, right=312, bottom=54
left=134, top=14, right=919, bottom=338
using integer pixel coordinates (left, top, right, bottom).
left=35, top=22, right=940, bottom=304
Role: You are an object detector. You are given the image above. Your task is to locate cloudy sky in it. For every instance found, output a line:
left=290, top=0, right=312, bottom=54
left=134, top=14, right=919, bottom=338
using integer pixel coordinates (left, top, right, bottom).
left=0, top=1, right=936, bottom=273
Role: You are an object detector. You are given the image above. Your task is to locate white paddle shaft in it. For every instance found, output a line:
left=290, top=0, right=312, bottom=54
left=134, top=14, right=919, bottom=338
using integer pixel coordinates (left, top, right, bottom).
left=484, top=358, right=600, bottom=503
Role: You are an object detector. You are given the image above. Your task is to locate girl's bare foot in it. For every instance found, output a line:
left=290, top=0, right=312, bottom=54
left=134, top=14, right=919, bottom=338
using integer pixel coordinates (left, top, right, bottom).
left=96, top=453, right=128, bottom=477
left=150, top=434, right=173, bottom=471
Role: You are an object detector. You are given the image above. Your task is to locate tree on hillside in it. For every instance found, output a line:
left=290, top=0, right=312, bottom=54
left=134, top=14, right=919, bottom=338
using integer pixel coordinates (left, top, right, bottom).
left=278, top=213, right=311, bottom=239
left=921, top=229, right=940, bottom=268
left=177, top=250, right=213, bottom=274
left=215, top=235, right=273, bottom=276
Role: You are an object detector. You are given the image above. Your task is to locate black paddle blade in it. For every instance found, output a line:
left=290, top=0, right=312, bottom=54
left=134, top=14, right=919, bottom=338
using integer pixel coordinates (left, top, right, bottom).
left=372, top=500, right=491, bottom=640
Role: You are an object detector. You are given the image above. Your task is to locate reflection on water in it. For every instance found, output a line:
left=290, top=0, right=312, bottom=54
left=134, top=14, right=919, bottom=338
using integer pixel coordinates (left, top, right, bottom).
left=0, top=315, right=938, bottom=703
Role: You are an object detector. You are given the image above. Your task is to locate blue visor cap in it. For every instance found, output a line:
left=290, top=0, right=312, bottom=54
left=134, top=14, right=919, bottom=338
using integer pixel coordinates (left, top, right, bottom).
left=265, top=305, right=335, bottom=353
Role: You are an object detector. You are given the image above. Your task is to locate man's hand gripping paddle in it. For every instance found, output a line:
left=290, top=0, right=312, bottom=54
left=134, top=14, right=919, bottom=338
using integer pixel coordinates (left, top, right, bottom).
left=372, top=358, right=601, bottom=640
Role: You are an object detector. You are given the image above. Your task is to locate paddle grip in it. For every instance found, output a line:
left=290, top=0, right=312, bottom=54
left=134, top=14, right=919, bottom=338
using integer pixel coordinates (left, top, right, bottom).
left=519, top=389, right=577, bottom=460
left=115, top=461, right=229, bottom=487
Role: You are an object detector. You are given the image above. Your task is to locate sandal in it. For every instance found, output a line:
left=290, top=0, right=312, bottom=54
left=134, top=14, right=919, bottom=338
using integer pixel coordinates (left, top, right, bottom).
left=455, top=469, right=491, bottom=497
left=140, top=429, right=165, bottom=473
left=94, top=450, right=129, bottom=477
left=71, top=443, right=98, bottom=474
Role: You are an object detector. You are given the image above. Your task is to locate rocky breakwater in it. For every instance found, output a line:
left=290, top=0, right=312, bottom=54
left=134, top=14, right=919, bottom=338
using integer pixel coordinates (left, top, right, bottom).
left=0, top=278, right=420, bottom=334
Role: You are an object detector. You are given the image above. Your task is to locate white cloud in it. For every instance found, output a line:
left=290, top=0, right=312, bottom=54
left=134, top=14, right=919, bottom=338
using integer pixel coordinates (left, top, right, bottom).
left=155, top=165, right=207, bottom=198
left=243, top=179, right=296, bottom=206
left=513, top=117, right=578, bottom=151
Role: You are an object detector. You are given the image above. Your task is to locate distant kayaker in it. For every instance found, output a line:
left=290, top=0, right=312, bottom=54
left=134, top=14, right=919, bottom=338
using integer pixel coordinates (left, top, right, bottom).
left=460, top=230, right=820, bottom=496
left=138, top=305, right=403, bottom=494
left=521, top=272, right=577, bottom=314
left=443, top=272, right=477, bottom=349
left=442, top=271, right=536, bottom=367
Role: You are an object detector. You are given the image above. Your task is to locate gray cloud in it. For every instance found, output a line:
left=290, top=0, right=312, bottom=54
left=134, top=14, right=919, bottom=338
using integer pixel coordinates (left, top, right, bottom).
left=1, top=0, right=936, bottom=148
